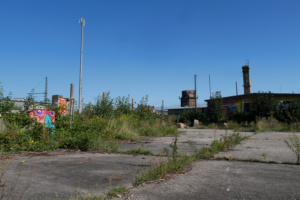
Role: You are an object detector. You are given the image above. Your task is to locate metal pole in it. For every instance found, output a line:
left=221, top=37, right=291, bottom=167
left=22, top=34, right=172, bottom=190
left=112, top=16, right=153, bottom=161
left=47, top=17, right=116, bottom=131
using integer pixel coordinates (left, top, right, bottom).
left=236, top=81, right=238, bottom=95
left=44, top=76, right=48, bottom=104
left=209, top=74, right=211, bottom=98
left=70, top=84, right=74, bottom=121
left=79, top=18, right=85, bottom=114
left=161, top=100, right=164, bottom=118
left=194, top=74, right=197, bottom=113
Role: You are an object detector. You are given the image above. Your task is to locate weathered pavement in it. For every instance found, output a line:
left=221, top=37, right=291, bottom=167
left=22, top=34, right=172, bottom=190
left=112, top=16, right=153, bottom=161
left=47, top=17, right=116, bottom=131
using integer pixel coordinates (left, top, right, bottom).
left=119, top=129, right=253, bottom=155
left=115, top=130, right=300, bottom=200
left=1, top=129, right=300, bottom=200
left=119, top=161, right=300, bottom=200
left=216, top=131, right=298, bottom=163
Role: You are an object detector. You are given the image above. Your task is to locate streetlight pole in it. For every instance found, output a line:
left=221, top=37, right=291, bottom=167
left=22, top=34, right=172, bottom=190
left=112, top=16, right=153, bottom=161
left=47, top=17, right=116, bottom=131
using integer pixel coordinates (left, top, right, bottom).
left=79, top=18, right=85, bottom=114
left=194, top=74, right=197, bottom=113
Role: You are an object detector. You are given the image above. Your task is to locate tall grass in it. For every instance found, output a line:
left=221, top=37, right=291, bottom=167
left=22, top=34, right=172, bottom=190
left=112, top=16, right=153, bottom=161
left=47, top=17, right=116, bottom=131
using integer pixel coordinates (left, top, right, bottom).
left=0, top=113, right=177, bottom=152
left=252, top=117, right=297, bottom=133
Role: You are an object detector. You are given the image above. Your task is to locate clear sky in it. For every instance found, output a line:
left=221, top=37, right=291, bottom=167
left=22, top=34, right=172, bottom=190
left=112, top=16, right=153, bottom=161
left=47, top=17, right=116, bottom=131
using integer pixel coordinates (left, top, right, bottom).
left=1, top=0, right=299, bottom=109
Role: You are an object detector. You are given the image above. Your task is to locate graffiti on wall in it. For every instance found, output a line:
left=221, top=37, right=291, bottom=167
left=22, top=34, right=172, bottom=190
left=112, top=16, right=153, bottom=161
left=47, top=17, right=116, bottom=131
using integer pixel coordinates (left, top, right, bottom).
left=29, top=110, right=55, bottom=128
left=58, top=98, right=68, bottom=115
left=224, top=104, right=238, bottom=116
left=278, top=101, right=292, bottom=112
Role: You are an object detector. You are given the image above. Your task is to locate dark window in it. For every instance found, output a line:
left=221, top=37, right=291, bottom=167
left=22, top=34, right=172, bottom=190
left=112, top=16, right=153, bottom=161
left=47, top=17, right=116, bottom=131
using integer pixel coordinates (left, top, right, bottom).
left=243, top=103, right=251, bottom=112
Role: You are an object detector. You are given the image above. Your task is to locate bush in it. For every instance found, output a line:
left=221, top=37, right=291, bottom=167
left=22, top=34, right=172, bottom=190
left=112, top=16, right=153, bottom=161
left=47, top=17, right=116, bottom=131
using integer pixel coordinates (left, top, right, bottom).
left=207, top=91, right=225, bottom=123
left=0, top=93, right=178, bottom=153
left=253, top=117, right=284, bottom=133
left=0, top=84, right=14, bottom=114
left=228, top=112, right=255, bottom=124
left=3, top=113, right=34, bottom=128
left=179, top=110, right=208, bottom=126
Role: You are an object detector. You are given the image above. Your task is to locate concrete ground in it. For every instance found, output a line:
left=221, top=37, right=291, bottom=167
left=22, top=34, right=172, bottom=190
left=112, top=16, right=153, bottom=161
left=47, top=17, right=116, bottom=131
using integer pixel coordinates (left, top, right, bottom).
left=1, top=153, right=164, bottom=200
left=119, top=129, right=253, bottom=155
left=216, top=131, right=299, bottom=163
left=119, top=161, right=300, bottom=200
left=1, top=129, right=299, bottom=200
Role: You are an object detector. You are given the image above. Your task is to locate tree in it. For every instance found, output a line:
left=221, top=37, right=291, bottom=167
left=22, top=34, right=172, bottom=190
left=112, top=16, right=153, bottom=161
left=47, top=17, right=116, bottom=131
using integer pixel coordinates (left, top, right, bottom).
left=24, top=89, right=37, bottom=111
left=0, top=83, right=14, bottom=114
left=115, top=96, right=131, bottom=116
left=207, top=91, right=225, bottom=123
left=288, top=100, right=300, bottom=122
left=82, top=92, right=114, bottom=118
left=252, top=92, right=277, bottom=119
left=135, top=95, right=154, bottom=119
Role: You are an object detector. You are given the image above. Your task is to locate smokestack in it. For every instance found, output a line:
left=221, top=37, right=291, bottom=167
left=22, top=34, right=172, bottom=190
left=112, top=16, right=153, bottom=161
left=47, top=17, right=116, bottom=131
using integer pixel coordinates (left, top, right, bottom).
left=103, top=92, right=106, bottom=101
left=242, top=65, right=251, bottom=94
left=132, top=98, right=134, bottom=110
left=70, top=84, right=74, bottom=99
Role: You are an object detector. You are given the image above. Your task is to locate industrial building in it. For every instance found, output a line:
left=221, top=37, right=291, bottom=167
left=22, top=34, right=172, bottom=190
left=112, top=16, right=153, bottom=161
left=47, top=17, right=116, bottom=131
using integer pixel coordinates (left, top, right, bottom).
left=205, top=64, right=300, bottom=116
left=168, top=90, right=207, bottom=116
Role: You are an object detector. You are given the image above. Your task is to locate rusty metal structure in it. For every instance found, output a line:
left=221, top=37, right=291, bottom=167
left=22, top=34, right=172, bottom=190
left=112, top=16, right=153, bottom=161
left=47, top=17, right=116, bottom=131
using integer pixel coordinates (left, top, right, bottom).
left=180, top=90, right=196, bottom=107
left=242, top=65, right=251, bottom=94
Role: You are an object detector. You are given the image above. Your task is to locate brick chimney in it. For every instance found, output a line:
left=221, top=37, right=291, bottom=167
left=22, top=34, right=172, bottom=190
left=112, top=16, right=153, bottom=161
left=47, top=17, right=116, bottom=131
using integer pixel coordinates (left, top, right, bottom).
left=242, top=65, right=251, bottom=94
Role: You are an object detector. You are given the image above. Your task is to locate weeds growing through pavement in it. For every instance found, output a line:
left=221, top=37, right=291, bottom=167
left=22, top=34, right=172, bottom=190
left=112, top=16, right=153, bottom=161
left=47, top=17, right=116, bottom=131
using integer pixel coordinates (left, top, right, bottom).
left=135, top=134, right=193, bottom=185
left=107, top=186, right=129, bottom=198
left=195, top=132, right=247, bottom=160
left=135, top=132, right=248, bottom=185
left=122, top=148, right=153, bottom=156
left=69, top=185, right=128, bottom=200
left=261, top=153, right=267, bottom=161
left=169, top=134, right=179, bottom=162
left=284, top=132, right=300, bottom=164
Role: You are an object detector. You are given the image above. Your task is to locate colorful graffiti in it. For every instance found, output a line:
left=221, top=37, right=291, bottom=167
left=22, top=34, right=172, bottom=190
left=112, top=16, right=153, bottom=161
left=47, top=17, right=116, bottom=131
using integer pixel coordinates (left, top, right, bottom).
left=28, top=110, right=55, bottom=128
left=224, top=104, right=238, bottom=116
left=58, top=98, right=68, bottom=115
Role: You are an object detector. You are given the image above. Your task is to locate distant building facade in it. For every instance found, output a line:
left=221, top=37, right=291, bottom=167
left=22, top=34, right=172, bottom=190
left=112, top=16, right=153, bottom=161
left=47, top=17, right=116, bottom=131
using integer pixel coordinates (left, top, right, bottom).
left=168, top=106, right=207, bottom=116
left=205, top=93, right=300, bottom=116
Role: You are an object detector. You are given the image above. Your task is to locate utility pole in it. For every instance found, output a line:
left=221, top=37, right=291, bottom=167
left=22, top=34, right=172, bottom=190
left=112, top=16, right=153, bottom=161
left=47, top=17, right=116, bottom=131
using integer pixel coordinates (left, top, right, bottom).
left=44, top=77, right=48, bottom=104
left=236, top=81, right=238, bottom=95
left=161, top=100, right=164, bottom=118
left=194, top=74, right=197, bottom=113
left=79, top=18, right=85, bottom=114
left=209, top=74, right=212, bottom=98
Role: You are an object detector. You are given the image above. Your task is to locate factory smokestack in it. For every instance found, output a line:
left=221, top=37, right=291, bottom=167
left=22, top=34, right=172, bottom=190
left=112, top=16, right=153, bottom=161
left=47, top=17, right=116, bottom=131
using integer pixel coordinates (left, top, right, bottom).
left=242, top=65, right=251, bottom=94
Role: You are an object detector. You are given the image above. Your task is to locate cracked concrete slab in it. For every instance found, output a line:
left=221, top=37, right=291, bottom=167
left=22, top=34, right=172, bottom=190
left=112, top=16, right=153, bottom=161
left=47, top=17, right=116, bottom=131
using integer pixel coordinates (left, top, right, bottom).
left=1, top=129, right=299, bottom=200
left=119, top=129, right=253, bottom=155
left=118, top=160, right=300, bottom=200
left=215, top=131, right=300, bottom=163
left=1, top=153, right=165, bottom=200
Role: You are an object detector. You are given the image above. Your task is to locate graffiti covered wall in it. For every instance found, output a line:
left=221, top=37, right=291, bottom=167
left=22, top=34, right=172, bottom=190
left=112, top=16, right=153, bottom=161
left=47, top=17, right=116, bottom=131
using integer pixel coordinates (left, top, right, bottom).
left=28, top=110, right=55, bottom=128
left=58, top=98, right=68, bottom=115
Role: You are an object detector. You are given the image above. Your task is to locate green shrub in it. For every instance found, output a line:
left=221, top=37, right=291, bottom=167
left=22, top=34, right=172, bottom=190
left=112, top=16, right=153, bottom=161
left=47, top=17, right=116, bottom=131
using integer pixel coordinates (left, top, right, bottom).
left=284, top=133, right=300, bottom=164
left=3, top=113, right=34, bottom=128
left=207, top=91, right=225, bottom=123
left=179, top=110, right=208, bottom=126
left=107, top=186, right=129, bottom=197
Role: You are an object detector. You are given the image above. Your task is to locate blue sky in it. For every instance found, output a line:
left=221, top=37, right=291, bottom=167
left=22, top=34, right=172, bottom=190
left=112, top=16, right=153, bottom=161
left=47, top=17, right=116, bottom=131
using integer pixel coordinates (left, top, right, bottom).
left=1, top=0, right=299, bottom=108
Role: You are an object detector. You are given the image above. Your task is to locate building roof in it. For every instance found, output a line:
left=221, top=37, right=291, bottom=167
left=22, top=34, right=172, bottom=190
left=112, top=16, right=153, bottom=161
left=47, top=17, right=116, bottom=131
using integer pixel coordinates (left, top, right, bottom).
left=168, top=106, right=207, bottom=110
left=205, top=93, right=300, bottom=103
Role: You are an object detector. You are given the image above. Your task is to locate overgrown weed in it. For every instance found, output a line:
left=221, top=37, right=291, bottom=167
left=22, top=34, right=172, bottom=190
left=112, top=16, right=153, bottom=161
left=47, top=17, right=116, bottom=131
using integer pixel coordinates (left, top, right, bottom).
left=284, top=132, right=300, bottom=164
left=122, top=148, right=153, bottom=156
left=107, top=186, right=129, bottom=198
left=135, top=131, right=248, bottom=185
